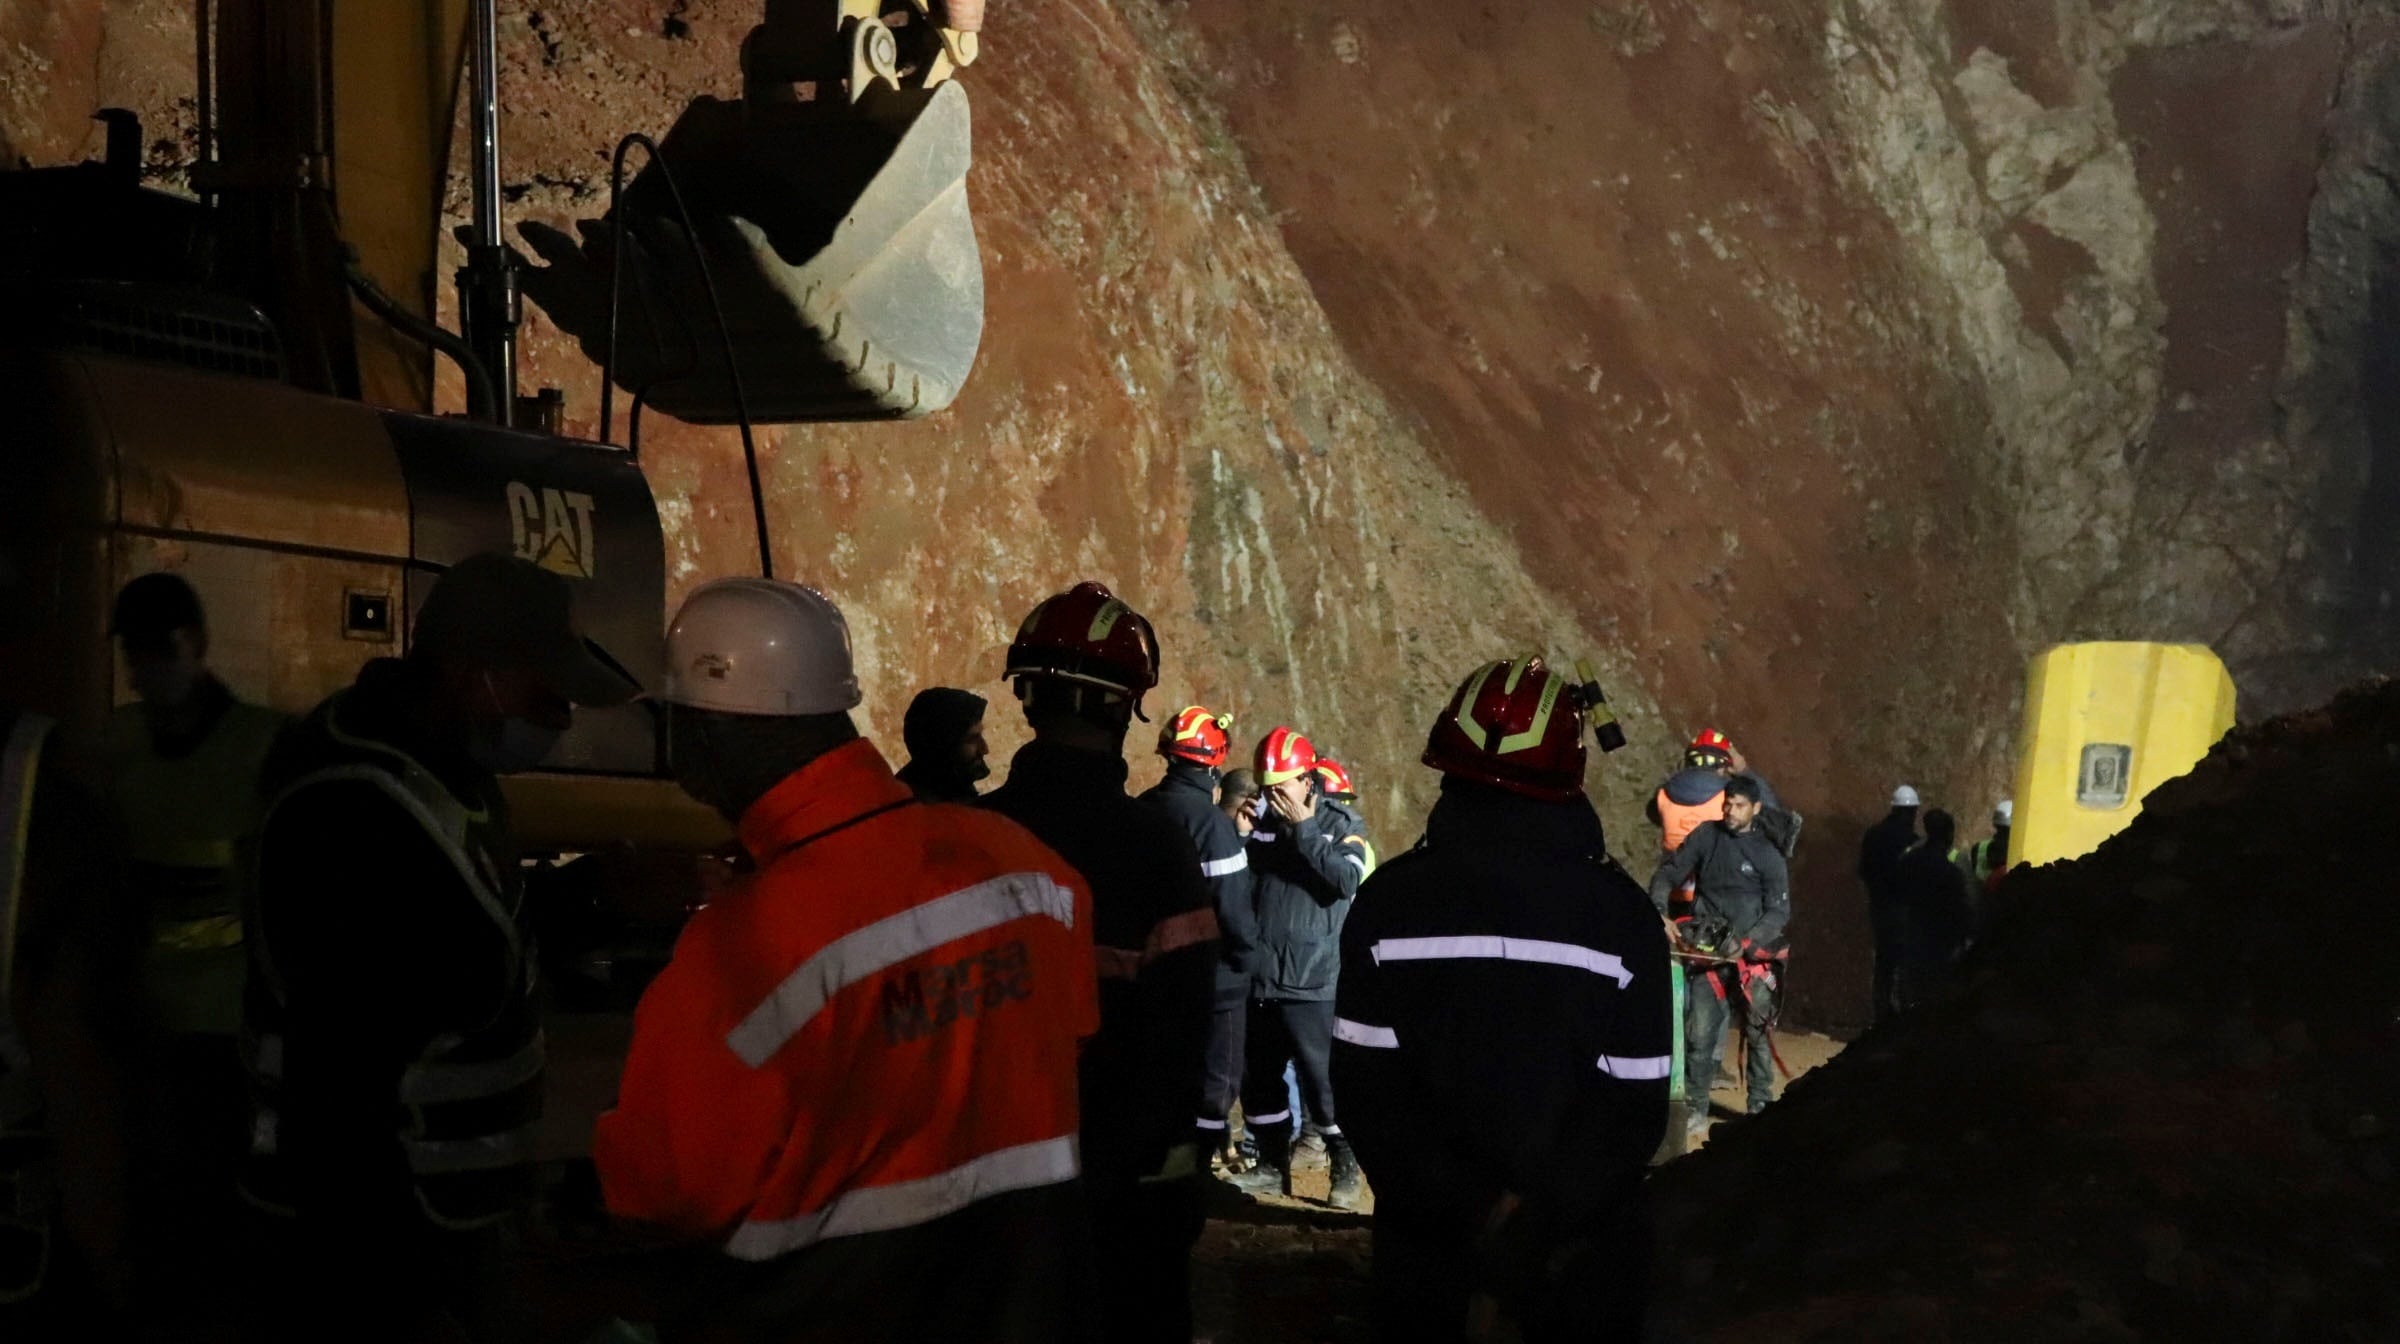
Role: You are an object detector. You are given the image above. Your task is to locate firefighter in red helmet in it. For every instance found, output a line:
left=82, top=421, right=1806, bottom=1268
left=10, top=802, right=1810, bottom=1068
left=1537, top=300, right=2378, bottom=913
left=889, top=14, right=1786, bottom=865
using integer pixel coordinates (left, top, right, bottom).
left=1232, top=725, right=1371, bottom=1209
left=980, top=582, right=1219, bottom=1343
left=1333, top=654, right=1670, bottom=1342
left=1138, top=707, right=1259, bottom=1165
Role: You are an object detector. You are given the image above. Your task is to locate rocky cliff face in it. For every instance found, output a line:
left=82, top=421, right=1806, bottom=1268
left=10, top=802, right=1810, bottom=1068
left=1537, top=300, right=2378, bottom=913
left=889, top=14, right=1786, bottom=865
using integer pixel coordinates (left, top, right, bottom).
left=9, top=0, right=2395, bottom=1029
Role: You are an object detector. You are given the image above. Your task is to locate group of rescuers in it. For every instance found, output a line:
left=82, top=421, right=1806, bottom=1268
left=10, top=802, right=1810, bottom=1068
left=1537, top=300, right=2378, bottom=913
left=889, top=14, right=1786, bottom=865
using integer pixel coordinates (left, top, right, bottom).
left=0, top=548, right=1983, bottom=1343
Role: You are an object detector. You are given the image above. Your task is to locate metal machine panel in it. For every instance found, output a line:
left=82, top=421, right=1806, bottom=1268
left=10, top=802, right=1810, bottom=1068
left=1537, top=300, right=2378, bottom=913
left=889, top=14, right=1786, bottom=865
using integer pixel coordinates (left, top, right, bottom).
left=89, top=357, right=412, bottom=559
left=381, top=413, right=666, bottom=777
left=2009, top=642, right=2238, bottom=869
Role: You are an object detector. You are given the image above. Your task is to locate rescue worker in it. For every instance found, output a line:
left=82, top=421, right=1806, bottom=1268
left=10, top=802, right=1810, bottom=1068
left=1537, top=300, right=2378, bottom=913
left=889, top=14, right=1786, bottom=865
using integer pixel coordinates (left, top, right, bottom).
left=1218, top=769, right=1261, bottom=835
left=1334, top=654, right=1670, bottom=1342
left=99, top=573, right=286, bottom=1324
left=894, top=685, right=991, bottom=802
left=242, top=553, right=639, bottom=1341
left=1892, top=809, right=1975, bottom=1011
left=1, top=550, right=137, bottom=1329
left=1138, top=707, right=1259, bottom=1162
left=1968, top=799, right=2012, bottom=893
left=1313, top=758, right=1378, bottom=879
left=1648, top=731, right=1790, bottom=924
left=1236, top=727, right=1368, bottom=1209
left=594, top=579, right=1099, bottom=1341
left=1647, top=775, right=1790, bottom=1133
left=981, top=582, right=1218, bottom=1343
left=1859, top=784, right=1921, bottom=1025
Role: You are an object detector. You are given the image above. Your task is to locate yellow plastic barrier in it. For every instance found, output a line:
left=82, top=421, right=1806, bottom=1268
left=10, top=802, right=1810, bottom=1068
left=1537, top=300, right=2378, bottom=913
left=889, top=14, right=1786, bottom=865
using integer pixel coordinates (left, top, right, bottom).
left=2008, top=643, right=2236, bottom=868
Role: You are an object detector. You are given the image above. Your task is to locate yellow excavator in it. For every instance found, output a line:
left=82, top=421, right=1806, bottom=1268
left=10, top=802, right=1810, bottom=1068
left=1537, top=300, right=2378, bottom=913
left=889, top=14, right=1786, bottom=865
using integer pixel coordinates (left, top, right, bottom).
left=0, top=0, right=989, bottom=1137
left=0, top=0, right=982, bottom=840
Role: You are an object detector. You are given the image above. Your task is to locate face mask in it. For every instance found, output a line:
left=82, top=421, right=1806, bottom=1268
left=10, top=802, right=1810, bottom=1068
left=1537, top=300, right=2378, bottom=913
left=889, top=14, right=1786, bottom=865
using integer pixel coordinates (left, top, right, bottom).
left=129, top=655, right=203, bottom=708
left=469, top=671, right=563, bottom=775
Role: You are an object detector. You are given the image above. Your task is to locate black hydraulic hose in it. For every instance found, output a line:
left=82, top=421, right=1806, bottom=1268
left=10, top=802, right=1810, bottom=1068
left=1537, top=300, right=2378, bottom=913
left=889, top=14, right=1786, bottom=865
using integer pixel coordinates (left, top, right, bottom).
left=603, top=133, right=771, bottom=581
left=343, top=254, right=499, bottom=420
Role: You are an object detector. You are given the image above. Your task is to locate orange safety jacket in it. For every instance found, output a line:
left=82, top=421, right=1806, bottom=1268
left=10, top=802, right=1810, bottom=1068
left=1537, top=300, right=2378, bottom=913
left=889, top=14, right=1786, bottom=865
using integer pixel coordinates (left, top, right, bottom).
left=1655, top=786, right=1720, bottom=919
left=594, top=738, right=1099, bottom=1262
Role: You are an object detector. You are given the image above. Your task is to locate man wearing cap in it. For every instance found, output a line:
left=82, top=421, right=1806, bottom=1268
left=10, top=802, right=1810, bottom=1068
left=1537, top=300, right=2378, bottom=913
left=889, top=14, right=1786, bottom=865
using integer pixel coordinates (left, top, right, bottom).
left=895, top=687, right=992, bottom=803
left=241, top=552, right=640, bottom=1340
left=1858, top=785, right=1921, bottom=1025
left=595, top=579, right=1099, bottom=1341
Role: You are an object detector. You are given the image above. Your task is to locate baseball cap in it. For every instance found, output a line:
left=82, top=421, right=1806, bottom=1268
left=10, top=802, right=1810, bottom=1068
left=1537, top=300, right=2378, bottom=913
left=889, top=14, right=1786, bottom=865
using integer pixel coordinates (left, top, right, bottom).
left=411, top=553, right=641, bottom=706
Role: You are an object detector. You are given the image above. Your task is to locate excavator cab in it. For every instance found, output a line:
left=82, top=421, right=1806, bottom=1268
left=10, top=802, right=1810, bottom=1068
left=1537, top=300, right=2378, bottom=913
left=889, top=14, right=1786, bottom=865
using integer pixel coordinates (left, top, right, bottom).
left=518, top=0, right=983, bottom=424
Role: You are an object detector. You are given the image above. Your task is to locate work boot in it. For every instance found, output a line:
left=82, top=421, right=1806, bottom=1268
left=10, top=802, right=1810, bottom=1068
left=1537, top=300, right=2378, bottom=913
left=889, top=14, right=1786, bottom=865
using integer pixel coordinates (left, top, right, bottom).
left=1290, top=1124, right=1329, bottom=1172
left=1227, top=1125, right=1291, bottom=1195
left=1325, top=1132, right=1366, bottom=1211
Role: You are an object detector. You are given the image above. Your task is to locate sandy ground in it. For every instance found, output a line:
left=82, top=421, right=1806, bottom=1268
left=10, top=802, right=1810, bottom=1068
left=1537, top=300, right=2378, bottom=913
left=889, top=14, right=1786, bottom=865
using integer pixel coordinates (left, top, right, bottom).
left=1190, top=1031, right=1847, bottom=1344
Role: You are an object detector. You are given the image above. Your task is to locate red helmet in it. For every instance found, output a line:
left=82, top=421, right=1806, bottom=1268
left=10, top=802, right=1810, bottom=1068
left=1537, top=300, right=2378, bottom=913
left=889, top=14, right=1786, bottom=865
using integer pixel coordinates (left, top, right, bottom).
left=1005, top=581, right=1160, bottom=713
left=1255, top=726, right=1317, bottom=787
left=1423, top=654, right=1589, bottom=802
left=1159, top=705, right=1234, bottom=768
left=1686, top=727, right=1735, bottom=769
left=1312, top=758, right=1358, bottom=801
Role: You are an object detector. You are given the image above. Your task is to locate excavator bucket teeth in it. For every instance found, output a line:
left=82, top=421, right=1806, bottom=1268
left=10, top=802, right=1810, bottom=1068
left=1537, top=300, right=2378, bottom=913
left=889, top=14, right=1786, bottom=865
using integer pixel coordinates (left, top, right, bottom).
left=520, top=81, right=982, bottom=424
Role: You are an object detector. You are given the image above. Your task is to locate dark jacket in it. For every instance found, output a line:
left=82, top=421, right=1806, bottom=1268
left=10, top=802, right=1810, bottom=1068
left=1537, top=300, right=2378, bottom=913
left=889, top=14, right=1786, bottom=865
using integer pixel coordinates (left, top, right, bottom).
left=1246, top=785, right=1367, bottom=1002
left=983, top=740, right=1216, bottom=1186
left=1859, top=807, right=1918, bottom=929
left=1333, top=781, right=1669, bottom=1249
left=1646, top=820, right=1791, bottom=957
left=243, top=658, right=543, bottom=1251
left=1139, top=760, right=1258, bottom=1005
left=894, top=757, right=980, bottom=804
left=1892, top=842, right=1974, bottom=968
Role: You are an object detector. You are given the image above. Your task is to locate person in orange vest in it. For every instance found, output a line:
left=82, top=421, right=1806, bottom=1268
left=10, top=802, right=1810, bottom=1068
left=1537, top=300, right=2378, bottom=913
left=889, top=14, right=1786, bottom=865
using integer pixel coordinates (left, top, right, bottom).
left=594, top=579, right=1102, bottom=1342
left=981, top=582, right=1219, bottom=1343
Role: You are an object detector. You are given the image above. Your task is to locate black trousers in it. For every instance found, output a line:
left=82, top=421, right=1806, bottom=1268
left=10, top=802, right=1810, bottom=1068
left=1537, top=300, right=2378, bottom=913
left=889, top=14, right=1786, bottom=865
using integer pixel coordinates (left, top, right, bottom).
left=1198, top=1001, right=1246, bottom=1133
left=1090, top=1173, right=1205, bottom=1344
left=1369, top=1206, right=1647, bottom=1344
left=1240, top=998, right=1337, bottom=1131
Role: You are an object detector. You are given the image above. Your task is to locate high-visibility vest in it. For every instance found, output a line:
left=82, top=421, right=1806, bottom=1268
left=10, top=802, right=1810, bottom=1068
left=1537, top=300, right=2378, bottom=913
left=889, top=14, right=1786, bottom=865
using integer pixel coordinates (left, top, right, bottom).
left=1655, top=787, right=1720, bottom=857
left=1655, top=785, right=1721, bottom=917
left=241, top=695, right=543, bottom=1231
left=0, top=708, right=53, bottom=1304
left=103, top=698, right=286, bottom=1036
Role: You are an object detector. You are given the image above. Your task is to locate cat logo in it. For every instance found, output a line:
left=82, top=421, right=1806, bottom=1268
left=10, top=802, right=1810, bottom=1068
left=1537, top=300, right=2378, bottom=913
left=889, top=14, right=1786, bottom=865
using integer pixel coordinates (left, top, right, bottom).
left=507, top=482, right=598, bottom=579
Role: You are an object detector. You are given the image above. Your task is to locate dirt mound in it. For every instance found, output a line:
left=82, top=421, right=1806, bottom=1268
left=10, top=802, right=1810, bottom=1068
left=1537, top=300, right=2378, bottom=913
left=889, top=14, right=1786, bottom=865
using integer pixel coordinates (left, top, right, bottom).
left=1650, top=680, right=2400, bottom=1342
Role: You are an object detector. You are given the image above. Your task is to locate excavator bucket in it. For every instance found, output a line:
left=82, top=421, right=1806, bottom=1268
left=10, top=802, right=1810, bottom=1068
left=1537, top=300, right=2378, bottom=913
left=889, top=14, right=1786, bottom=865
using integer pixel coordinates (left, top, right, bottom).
left=519, top=80, right=981, bottom=424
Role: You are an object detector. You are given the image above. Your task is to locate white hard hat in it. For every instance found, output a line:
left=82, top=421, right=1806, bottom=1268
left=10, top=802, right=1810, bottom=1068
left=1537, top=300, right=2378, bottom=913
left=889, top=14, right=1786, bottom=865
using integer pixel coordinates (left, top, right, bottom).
left=1994, top=799, right=2014, bottom=827
left=662, top=578, right=862, bottom=716
left=1891, top=784, right=1922, bottom=807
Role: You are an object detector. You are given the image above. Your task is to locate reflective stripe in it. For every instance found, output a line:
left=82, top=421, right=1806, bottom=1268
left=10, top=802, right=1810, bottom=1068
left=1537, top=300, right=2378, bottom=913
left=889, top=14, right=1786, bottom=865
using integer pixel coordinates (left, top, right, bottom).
left=1341, top=852, right=1367, bottom=871
left=724, top=1134, right=1081, bottom=1261
left=1194, top=1117, right=1229, bottom=1130
left=1332, top=1017, right=1398, bottom=1048
left=1250, top=830, right=1278, bottom=844
left=1598, top=1053, right=1673, bottom=1080
left=1200, top=851, right=1248, bottom=878
left=1247, top=1109, right=1291, bottom=1125
left=0, top=713, right=51, bottom=1004
left=726, top=872, right=1078, bottom=1068
left=1370, top=935, right=1634, bottom=988
left=399, top=1032, right=548, bottom=1106
left=1145, top=908, right=1219, bottom=960
left=1095, top=946, right=1145, bottom=981
left=401, top=1126, right=538, bottom=1175
left=152, top=914, right=244, bottom=952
